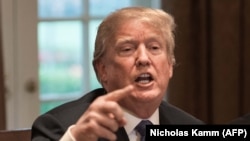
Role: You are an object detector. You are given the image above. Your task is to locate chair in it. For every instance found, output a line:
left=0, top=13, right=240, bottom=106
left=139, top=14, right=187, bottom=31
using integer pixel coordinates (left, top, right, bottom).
left=0, top=128, right=31, bottom=141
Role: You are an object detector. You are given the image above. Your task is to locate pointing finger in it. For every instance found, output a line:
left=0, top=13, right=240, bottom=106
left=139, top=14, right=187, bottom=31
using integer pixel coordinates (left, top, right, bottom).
left=105, top=85, right=134, bottom=102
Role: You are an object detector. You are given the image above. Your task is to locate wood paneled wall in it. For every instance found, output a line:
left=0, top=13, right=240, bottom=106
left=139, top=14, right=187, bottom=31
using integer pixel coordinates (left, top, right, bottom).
left=162, top=0, right=250, bottom=124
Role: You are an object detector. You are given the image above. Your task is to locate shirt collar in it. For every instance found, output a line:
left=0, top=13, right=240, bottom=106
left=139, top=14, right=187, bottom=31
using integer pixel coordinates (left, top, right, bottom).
left=123, top=108, right=159, bottom=135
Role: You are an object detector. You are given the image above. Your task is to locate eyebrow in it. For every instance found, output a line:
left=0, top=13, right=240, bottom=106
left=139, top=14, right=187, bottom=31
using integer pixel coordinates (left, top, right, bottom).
left=115, top=33, right=163, bottom=47
left=115, top=37, right=137, bottom=46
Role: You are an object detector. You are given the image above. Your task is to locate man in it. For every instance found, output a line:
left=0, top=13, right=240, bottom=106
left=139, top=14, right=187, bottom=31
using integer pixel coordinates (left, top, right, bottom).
left=31, top=7, right=203, bottom=141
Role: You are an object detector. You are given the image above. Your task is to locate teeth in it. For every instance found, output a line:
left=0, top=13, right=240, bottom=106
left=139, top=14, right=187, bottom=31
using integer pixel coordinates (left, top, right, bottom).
left=140, top=73, right=150, bottom=77
left=135, top=73, right=152, bottom=84
left=138, top=80, right=150, bottom=84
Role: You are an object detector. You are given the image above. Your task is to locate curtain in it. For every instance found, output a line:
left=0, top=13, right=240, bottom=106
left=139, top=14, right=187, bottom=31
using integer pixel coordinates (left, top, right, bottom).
left=162, top=0, right=250, bottom=124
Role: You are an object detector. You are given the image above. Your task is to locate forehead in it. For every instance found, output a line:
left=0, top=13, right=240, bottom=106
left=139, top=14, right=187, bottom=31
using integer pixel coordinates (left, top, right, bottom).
left=114, top=20, right=164, bottom=42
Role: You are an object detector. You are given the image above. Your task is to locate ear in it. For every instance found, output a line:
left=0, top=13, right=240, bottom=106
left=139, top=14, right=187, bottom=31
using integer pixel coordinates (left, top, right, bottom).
left=168, top=63, right=173, bottom=78
left=94, top=60, right=108, bottom=84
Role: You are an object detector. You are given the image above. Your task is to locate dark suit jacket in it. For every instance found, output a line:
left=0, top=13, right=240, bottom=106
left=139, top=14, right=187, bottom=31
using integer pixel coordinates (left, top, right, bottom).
left=31, top=88, right=204, bottom=141
left=229, top=113, right=250, bottom=125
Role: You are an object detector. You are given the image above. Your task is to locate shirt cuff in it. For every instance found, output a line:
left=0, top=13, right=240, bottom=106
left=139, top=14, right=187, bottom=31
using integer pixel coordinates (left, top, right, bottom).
left=60, top=125, right=77, bottom=141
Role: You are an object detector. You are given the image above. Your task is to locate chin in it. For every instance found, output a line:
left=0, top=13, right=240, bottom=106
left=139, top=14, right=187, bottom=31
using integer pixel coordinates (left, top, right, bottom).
left=132, top=89, right=162, bottom=102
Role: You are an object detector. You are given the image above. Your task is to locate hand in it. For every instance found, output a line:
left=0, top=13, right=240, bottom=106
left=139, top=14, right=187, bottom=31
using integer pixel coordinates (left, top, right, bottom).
left=71, top=85, right=134, bottom=141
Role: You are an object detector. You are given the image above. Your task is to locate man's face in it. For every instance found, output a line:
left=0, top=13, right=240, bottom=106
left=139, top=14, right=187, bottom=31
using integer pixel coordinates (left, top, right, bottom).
left=97, top=20, right=173, bottom=104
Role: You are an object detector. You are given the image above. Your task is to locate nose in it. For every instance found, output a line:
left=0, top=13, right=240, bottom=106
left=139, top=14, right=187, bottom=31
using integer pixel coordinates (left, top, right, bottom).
left=135, top=45, right=150, bottom=67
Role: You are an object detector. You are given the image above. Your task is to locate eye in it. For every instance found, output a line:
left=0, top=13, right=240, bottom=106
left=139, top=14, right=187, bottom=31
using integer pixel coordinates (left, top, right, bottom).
left=151, top=46, right=160, bottom=50
left=118, top=44, right=135, bottom=56
left=148, top=43, right=162, bottom=55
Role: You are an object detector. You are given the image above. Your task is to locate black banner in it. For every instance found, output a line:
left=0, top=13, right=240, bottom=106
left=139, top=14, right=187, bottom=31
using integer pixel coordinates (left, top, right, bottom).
left=146, top=125, right=250, bottom=141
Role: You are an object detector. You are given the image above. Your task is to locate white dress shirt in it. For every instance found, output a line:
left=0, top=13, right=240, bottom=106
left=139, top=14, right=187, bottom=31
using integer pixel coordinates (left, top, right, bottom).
left=60, top=125, right=76, bottom=141
left=60, top=108, right=159, bottom=141
left=123, top=108, right=159, bottom=141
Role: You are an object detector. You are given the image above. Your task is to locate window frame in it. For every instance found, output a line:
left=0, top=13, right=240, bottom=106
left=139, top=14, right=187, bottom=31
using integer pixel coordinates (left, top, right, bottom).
left=37, top=0, right=161, bottom=113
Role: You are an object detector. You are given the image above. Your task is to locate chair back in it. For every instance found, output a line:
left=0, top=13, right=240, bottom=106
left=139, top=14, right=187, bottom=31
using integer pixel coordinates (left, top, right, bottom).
left=0, top=128, right=31, bottom=141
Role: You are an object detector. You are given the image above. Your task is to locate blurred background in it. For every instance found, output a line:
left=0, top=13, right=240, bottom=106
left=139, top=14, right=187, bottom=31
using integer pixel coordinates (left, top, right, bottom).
left=0, top=0, right=249, bottom=130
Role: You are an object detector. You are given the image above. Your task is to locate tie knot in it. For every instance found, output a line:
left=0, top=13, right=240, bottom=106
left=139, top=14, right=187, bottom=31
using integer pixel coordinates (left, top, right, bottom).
left=135, top=120, right=153, bottom=137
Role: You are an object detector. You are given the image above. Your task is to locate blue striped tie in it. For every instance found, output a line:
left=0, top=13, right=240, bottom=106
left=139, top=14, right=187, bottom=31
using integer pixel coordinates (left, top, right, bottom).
left=135, top=120, right=153, bottom=141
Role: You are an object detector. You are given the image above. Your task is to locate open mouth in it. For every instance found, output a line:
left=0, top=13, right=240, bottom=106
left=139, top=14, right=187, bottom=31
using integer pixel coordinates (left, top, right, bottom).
left=135, top=73, right=153, bottom=84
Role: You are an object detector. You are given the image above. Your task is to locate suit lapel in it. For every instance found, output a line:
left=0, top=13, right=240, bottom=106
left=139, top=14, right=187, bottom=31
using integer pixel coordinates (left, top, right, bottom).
left=98, top=127, right=129, bottom=141
left=159, top=101, right=171, bottom=124
left=116, top=127, right=129, bottom=141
